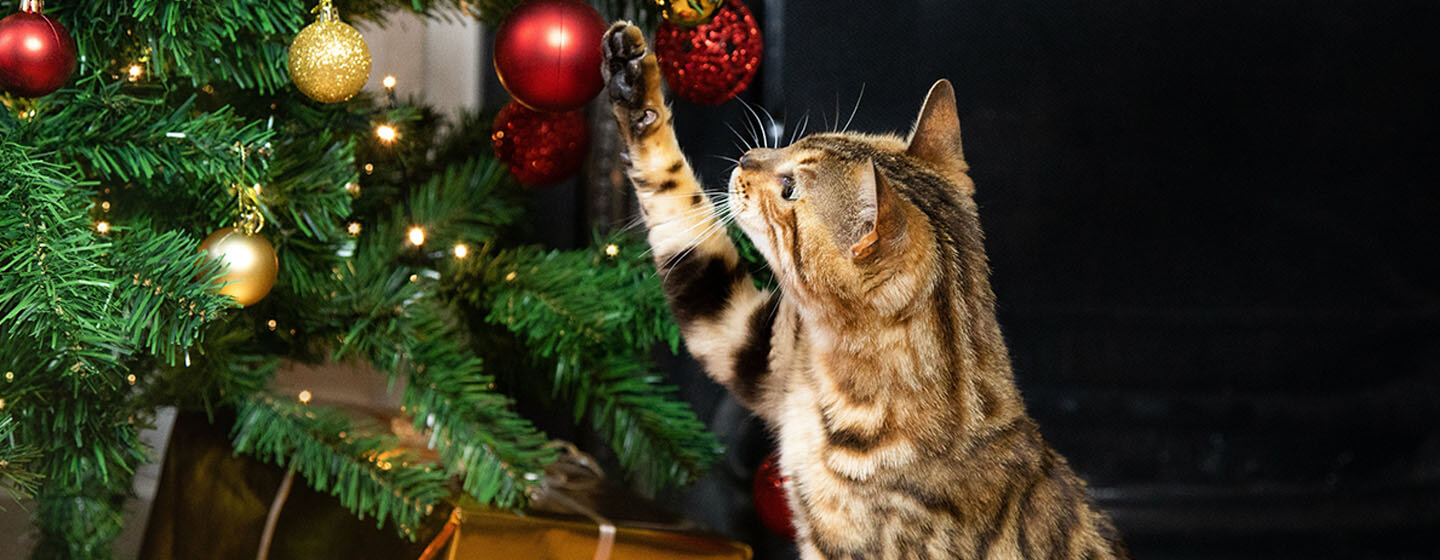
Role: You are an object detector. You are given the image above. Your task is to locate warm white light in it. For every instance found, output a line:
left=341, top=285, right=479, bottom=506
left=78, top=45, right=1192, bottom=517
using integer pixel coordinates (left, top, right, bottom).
left=408, top=226, right=425, bottom=246
left=382, top=75, right=396, bottom=89
left=453, top=243, right=469, bottom=258
left=376, top=124, right=397, bottom=142
left=604, top=244, right=619, bottom=257
left=298, top=389, right=312, bottom=404
left=127, top=64, right=143, bottom=81
left=346, top=221, right=362, bottom=236
left=95, top=221, right=111, bottom=234
left=546, top=28, right=571, bottom=49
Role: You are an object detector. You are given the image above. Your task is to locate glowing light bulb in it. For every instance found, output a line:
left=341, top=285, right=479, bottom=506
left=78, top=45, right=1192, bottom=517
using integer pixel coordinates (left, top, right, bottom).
left=382, top=75, right=397, bottom=89
left=408, top=226, right=425, bottom=246
left=604, top=244, right=619, bottom=257
left=347, top=222, right=362, bottom=236
left=376, top=124, right=397, bottom=142
left=127, top=64, right=143, bottom=81
left=298, top=390, right=312, bottom=404
left=453, top=243, right=469, bottom=258
left=95, top=221, right=111, bottom=234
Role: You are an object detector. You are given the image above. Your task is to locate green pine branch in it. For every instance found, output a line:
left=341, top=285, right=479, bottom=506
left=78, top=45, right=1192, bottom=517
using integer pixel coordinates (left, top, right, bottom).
left=554, top=355, right=722, bottom=495
left=455, top=238, right=721, bottom=493
left=6, top=86, right=272, bottom=187
left=0, top=138, right=128, bottom=389
left=231, top=394, right=449, bottom=536
left=392, top=301, right=556, bottom=506
left=0, top=415, right=43, bottom=505
left=108, top=228, right=235, bottom=362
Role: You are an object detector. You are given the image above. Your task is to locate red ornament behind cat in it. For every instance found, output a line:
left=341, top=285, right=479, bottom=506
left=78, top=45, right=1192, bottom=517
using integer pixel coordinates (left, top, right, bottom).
left=653, top=0, right=762, bottom=105
left=0, top=2, right=76, bottom=98
left=491, top=101, right=588, bottom=186
left=753, top=452, right=796, bottom=540
left=492, top=0, right=606, bottom=112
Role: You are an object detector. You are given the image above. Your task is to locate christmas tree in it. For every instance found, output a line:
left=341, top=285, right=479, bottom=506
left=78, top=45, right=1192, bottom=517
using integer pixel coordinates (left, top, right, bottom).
left=0, top=1, right=725, bottom=558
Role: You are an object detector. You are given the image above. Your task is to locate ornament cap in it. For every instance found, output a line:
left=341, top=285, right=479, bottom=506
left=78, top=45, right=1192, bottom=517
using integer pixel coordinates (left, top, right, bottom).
left=313, top=0, right=339, bottom=23
left=18, top=0, right=43, bottom=13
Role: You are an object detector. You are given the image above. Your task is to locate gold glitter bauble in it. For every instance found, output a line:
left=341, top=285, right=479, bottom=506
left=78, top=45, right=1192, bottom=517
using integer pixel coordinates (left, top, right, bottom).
left=288, top=19, right=371, bottom=103
left=657, top=0, right=721, bottom=26
left=200, top=227, right=278, bottom=307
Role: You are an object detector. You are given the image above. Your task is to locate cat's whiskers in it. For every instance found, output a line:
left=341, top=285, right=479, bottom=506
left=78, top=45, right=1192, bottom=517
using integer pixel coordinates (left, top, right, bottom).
left=787, top=111, right=812, bottom=145
left=642, top=199, right=733, bottom=259
left=658, top=213, right=736, bottom=271
left=727, top=123, right=756, bottom=152
left=619, top=198, right=717, bottom=233
left=757, top=103, right=782, bottom=148
left=736, top=103, right=764, bottom=151
left=842, top=83, right=866, bottom=133
left=739, top=100, right=773, bottom=149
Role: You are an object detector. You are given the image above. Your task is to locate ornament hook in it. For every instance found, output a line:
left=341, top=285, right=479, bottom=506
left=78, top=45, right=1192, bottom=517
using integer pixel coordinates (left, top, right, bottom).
left=233, top=143, right=265, bottom=235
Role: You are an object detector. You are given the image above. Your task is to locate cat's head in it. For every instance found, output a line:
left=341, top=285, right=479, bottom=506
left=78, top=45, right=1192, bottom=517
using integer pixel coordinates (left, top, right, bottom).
left=728, top=80, right=977, bottom=315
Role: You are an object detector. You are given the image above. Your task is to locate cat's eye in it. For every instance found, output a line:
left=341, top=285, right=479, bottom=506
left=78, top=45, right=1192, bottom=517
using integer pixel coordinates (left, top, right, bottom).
left=779, top=174, right=799, bottom=201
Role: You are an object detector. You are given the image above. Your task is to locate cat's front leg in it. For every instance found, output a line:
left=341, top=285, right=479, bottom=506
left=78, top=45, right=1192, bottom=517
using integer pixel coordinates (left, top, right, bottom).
left=602, top=22, right=790, bottom=421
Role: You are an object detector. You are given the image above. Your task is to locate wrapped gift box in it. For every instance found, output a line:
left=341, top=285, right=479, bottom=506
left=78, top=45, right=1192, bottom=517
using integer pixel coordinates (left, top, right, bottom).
left=433, top=508, right=751, bottom=560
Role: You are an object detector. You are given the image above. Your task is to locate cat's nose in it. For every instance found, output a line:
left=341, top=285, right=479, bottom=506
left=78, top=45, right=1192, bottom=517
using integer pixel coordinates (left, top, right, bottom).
left=739, top=148, right=775, bottom=170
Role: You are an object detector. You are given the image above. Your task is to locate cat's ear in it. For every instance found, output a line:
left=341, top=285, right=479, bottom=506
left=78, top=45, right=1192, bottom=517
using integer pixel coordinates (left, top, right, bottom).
left=906, top=79, right=968, bottom=177
left=848, top=159, right=904, bottom=259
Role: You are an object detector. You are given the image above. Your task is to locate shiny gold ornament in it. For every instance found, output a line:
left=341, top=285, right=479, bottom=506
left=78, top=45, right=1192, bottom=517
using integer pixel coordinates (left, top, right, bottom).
left=199, top=227, right=278, bottom=307
left=287, top=0, right=371, bottom=103
left=656, top=0, right=722, bottom=26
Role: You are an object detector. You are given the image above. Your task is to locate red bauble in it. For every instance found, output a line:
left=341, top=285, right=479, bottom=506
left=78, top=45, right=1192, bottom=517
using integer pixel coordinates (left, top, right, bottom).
left=0, top=4, right=77, bottom=98
left=492, top=0, right=606, bottom=112
left=491, top=101, right=588, bottom=186
left=752, top=452, right=796, bottom=540
left=654, top=0, right=762, bottom=105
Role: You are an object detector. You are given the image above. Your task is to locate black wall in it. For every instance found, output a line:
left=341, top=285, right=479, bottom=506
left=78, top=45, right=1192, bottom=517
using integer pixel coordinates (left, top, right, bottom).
left=652, top=1, right=1440, bottom=558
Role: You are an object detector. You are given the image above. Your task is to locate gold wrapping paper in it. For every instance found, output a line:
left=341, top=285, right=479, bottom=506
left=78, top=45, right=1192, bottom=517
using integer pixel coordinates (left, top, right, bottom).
left=441, top=508, right=751, bottom=560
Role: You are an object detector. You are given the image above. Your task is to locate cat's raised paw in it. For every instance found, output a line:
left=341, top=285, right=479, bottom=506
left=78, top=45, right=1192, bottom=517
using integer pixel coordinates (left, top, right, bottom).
left=602, top=22, right=664, bottom=139
left=602, top=22, right=649, bottom=107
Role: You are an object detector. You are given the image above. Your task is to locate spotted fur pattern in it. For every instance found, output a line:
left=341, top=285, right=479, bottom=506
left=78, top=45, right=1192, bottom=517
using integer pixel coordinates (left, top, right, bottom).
left=602, top=22, right=1129, bottom=560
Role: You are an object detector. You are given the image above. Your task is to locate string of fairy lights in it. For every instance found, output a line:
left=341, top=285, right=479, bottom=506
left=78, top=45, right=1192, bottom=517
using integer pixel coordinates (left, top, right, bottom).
left=11, top=56, right=633, bottom=439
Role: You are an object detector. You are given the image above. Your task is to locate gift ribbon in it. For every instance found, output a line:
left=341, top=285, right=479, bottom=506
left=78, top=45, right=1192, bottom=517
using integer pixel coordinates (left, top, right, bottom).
left=415, top=443, right=616, bottom=560
left=534, top=442, right=616, bottom=560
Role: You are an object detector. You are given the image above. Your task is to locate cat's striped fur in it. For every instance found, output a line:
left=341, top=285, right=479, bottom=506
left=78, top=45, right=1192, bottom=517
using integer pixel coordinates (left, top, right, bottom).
left=602, top=22, right=1128, bottom=560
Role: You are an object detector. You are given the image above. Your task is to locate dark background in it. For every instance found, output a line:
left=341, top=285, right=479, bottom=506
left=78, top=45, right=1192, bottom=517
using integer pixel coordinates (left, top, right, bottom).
left=491, top=1, right=1440, bottom=558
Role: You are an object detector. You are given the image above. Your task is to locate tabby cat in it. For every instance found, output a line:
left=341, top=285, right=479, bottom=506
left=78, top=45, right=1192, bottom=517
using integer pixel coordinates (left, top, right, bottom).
left=601, top=22, right=1129, bottom=560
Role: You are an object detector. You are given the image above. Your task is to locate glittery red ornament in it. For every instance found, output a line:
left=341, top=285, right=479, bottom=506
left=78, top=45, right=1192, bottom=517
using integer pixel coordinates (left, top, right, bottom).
left=653, top=0, right=762, bottom=105
left=491, top=101, right=588, bottom=186
left=0, top=1, right=77, bottom=98
left=492, top=0, right=607, bottom=112
left=752, top=451, right=796, bottom=540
